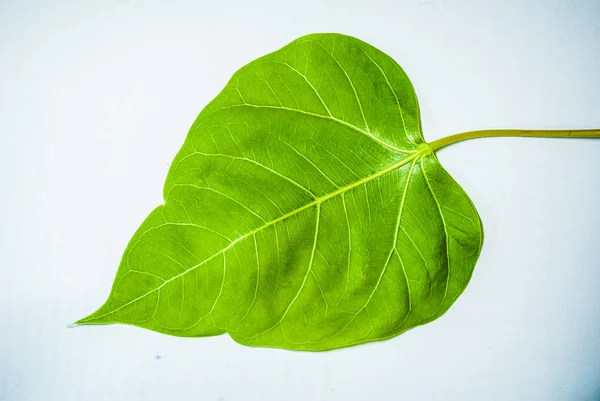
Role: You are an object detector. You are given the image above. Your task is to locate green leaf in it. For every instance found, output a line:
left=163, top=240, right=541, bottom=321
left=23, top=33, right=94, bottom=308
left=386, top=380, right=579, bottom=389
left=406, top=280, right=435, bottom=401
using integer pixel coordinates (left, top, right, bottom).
left=78, top=33, right=483, bottom=351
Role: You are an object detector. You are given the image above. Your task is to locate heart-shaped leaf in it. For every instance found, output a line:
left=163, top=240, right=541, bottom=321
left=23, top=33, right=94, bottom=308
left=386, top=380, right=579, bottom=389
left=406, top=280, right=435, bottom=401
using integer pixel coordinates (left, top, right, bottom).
left=78, top=33, right=483, bottom=350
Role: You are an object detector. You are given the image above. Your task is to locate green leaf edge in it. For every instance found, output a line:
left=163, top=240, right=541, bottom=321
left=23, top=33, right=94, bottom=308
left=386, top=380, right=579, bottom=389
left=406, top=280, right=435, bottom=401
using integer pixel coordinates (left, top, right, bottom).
left=76, top=33, right=485, bottom=351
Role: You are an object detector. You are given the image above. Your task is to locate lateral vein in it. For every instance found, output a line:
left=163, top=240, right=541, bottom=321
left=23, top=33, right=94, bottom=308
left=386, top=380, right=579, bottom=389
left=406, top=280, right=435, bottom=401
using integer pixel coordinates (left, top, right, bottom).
left=83, top=150, right=426, bottom=322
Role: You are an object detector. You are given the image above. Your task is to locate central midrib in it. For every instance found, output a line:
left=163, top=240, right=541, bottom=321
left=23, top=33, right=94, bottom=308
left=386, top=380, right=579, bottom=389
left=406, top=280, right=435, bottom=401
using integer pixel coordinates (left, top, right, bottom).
left=88, top=146, right=431, bottom=322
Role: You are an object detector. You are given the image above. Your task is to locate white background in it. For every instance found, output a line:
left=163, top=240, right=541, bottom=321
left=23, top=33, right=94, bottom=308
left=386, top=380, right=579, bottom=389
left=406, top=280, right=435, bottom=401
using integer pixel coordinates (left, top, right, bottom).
left=1, top=0, right=599, bottom=400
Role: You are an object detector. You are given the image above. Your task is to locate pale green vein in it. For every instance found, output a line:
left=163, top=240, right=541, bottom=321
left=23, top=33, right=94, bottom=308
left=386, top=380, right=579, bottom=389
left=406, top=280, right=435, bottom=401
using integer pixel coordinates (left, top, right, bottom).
left=269, top=158, right=418, bottom=346
left=160, top=222, right=233, bottom=242
left=341, top=193, right=352, bottom=298
left=253, top=203, right=321, bottom=338
left=238, top=234, right=260, bottom=324
left=170, top=184, right=267, bottom=223
left=420, top=157, right=451, bottom=317
left=199, top=103, right=413, bottom=154
left=188, top=150, right=316, bottom=198
left=320, top=159, right=417, bottom=342
left=359, top=48, right=410, bottom=142
left=309, top=40, right=371, bottom=133
left=264, top=60, right=333, bottom=116
left=80, top=150, right=426, bottom=323
left=276, top=137, right=340, bottom=188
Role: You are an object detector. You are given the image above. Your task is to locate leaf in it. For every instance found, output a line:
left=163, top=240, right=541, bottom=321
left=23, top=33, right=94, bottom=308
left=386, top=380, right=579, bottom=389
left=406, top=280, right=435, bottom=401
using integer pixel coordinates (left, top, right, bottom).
left=78, top=33, right=483, bottom=351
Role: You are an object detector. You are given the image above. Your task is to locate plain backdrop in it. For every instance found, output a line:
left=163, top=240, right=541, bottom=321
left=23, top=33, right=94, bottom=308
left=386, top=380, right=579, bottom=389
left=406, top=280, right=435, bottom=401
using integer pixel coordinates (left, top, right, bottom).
left=1, top=0, right=599, bottom=400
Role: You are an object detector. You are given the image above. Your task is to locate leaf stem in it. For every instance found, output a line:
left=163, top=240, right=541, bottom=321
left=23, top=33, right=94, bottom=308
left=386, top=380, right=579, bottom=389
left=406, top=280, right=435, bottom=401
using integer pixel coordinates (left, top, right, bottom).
left=429, top=129, right=600, bottom=152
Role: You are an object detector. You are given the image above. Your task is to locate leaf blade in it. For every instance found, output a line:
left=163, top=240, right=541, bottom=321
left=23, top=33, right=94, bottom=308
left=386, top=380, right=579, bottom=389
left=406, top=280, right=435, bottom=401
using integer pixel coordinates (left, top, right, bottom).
left=79, top=33, right=483, bottom=351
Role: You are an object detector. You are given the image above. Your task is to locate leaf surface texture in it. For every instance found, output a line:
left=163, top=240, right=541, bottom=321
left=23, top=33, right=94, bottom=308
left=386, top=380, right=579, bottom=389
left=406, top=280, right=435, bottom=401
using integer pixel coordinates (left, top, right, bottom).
left=79, top=34, right=483, bottom=350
